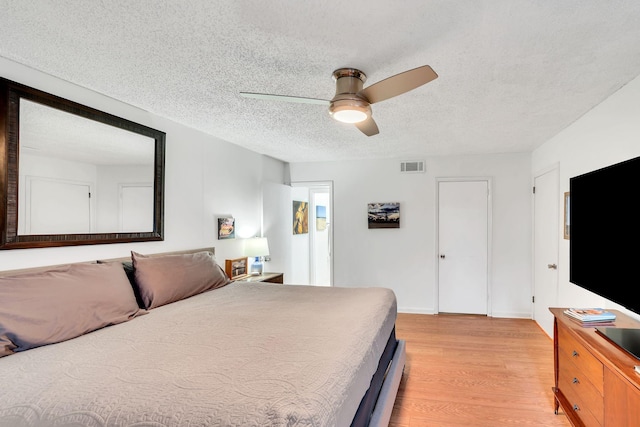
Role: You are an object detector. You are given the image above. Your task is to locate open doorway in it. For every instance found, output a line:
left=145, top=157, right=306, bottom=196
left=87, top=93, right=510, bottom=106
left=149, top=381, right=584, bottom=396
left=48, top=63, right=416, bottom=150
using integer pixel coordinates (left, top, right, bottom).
left=291, top=181, right=333, bottom=286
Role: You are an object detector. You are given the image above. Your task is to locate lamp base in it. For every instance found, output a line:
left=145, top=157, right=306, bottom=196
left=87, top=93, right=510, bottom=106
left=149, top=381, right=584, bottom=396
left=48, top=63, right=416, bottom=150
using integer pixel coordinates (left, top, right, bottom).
left=250, top=257, right=263, bottom=276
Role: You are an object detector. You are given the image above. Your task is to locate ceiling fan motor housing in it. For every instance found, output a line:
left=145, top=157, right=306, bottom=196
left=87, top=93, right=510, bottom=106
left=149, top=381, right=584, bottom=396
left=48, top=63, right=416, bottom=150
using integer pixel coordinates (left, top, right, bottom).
left=332, top=68, right=366, bottom=93
left=329, top=68, right=372, bottom=122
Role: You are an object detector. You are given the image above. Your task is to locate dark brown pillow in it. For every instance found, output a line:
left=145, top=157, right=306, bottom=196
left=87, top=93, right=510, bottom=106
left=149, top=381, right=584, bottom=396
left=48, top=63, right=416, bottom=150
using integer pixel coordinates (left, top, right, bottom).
left=131, top=250, right=231, bottom=309
left=0, top=262, right=145, bottom=358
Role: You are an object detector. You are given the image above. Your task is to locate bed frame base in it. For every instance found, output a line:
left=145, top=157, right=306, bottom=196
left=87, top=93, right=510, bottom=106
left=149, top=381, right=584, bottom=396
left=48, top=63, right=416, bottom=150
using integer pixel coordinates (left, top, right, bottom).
left=368, top=339, right=406, bottom=427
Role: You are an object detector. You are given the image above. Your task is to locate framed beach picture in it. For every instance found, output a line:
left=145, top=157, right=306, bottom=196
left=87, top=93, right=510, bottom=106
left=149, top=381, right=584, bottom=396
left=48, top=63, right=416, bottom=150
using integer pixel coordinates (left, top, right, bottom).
left=368, top=202, right=400, bottom=229
left=217, top=217, right=235, bottom=240
left=316, top=205, right=327, bottom=231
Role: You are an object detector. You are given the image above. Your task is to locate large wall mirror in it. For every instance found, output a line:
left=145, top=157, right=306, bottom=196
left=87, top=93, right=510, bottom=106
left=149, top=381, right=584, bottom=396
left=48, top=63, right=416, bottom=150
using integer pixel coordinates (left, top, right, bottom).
left=0, top=77, right=165, bottom=249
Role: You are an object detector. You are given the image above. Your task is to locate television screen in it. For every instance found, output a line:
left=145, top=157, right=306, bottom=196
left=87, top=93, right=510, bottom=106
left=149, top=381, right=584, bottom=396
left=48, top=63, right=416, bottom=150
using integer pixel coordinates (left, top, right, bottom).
left=569, top=155, right=640, bottom=315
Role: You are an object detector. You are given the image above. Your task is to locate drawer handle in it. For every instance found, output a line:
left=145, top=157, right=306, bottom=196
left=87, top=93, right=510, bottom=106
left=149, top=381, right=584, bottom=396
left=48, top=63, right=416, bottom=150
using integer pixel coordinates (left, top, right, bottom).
left=572, top=377, right=579, bottom=384
left=572, top=350, right=579, bottom=357
left=573, top=404, right=580, bottom=411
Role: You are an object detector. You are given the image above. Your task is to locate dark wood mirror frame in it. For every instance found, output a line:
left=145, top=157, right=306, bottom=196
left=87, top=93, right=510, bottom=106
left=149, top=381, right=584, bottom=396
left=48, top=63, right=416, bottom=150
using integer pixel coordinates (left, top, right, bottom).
left=0, top=77, right=165, bottom=249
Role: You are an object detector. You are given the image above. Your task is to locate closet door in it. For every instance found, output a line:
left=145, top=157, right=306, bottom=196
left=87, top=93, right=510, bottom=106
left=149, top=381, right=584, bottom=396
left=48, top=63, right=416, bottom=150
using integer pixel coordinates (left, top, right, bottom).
left=438, top=179, right=489, bottom=315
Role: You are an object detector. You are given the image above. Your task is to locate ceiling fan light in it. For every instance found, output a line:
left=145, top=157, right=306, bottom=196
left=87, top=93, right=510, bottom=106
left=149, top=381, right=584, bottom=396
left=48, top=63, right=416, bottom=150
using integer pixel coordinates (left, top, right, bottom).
left=332, top=108, right=368, bottom=123
left=329, top=99, right=371, bottom=124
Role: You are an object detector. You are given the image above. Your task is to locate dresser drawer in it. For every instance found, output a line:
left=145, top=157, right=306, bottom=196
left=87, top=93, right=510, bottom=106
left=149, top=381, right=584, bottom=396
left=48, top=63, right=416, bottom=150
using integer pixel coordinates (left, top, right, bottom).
left=558, top=351, right=603, bottom=426
left=557, top=393, right=601, bottom=427
left=558, top=325, right=604, bottom=394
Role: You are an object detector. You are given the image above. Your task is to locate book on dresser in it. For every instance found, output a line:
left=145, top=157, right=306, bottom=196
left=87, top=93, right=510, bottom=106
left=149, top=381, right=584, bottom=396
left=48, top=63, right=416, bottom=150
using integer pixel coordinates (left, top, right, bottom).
left=565, top=316, right=616, bottom=328
left=563, top=307, right=616, bottom=323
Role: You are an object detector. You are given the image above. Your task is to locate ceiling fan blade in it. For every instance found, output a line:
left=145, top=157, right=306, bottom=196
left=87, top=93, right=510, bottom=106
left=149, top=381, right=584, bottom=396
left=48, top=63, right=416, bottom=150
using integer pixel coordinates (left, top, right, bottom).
left=239, top=92, right=329, bottom=105
left=355, top=116, right=379, bottom=136
left=358, top=65, right=438, bottom=104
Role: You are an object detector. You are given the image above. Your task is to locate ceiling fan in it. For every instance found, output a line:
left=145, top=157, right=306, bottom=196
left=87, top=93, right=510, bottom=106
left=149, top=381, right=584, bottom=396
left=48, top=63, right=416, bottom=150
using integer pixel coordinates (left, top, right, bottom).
left=239, top=65, right=438, bottom=136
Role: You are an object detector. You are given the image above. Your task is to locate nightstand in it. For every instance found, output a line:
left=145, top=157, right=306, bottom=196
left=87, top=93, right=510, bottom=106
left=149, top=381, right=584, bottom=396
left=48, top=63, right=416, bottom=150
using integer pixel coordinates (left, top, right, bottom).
left=242, top=272, right=284, bottom=284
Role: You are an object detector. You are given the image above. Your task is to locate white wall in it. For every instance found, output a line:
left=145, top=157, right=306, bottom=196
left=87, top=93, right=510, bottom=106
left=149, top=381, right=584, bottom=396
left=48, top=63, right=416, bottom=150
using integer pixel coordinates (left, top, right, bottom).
left=0, top=57, right=286, bottom=271
left=532, top=73, right=640, bottom=321
left=289, top=153, right=532, bottom=317
left=261, top=181, right=292, bottom=279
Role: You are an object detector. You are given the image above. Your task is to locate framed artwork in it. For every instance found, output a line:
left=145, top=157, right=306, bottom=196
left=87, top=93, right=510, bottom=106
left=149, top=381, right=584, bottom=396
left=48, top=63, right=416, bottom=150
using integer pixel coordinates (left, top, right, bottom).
left=564, top=192, right=570, bottom=240
left=217, top=217, right=235, bottom=240
left=316, top=205, right=326, bottom=231
left=368, top=202, right=400, bottom=229
left=293, top=201, right=309, bottom=234
left=225, top=257, right=248, bottom=280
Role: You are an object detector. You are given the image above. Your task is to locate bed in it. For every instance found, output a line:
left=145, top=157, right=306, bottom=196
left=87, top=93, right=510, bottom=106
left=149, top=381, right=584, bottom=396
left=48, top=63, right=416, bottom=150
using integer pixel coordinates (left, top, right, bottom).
left=0, top=248, right=405, bottom=427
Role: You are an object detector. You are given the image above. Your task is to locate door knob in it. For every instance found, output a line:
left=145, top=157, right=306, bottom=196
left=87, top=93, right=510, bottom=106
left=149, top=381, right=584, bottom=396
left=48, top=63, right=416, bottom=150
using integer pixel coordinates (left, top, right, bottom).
left=547, top=264, right=557, bottom=269
left=440, top=254, right=445, bottom=259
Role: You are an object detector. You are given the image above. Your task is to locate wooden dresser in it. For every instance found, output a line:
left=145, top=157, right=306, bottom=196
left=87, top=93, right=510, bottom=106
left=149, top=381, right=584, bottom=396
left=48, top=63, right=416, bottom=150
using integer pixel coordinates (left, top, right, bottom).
left=550, top=308, right=640, bottom=426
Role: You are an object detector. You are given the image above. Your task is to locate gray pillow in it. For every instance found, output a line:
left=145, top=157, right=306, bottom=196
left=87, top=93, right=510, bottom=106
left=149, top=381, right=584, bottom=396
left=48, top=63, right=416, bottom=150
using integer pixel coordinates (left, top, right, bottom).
left=131, top=250, right=231, bottom=309
left=0, top=262, right=145, bottom=358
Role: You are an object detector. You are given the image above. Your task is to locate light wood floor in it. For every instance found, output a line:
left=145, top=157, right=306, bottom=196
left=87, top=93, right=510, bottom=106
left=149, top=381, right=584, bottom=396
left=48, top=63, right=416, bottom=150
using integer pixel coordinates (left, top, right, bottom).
left=388, top=313, right=571, bottom=427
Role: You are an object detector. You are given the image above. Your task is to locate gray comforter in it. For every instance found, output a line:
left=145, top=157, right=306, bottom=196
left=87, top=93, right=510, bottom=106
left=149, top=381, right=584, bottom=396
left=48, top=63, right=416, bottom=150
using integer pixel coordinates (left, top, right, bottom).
left=0, top=282, right=397, bottom=427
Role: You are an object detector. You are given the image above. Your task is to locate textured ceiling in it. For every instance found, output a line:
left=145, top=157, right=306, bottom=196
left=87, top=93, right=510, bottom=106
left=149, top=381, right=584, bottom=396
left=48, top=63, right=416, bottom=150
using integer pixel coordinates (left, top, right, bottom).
left=1, top=1, right=640, bottom=163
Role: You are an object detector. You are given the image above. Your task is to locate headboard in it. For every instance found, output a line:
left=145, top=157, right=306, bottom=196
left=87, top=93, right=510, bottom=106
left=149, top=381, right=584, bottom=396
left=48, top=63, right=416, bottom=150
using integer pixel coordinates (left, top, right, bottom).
left=0, top=247, right=215, bottom=278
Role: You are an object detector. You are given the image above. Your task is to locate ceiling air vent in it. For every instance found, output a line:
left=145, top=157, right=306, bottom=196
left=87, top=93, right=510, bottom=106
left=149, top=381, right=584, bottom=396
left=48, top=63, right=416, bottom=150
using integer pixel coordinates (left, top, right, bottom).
left=400, top=160, right=425, bottom=174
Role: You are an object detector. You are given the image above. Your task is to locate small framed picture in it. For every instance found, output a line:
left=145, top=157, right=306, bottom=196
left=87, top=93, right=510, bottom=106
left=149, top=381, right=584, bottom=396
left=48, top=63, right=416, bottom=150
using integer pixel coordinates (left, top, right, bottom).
left=225, top=257, right=248, bottom=280
left=368, top=202, right=400, bottom=229
left=218, top=217, right=235, bottom=240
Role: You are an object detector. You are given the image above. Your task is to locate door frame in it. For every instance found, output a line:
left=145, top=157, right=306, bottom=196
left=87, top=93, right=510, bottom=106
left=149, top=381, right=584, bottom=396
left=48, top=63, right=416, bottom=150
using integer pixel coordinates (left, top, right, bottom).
left=290, top=180, right=334, bottom=286
left=435, top=177, right=493, bottom=315
left=532, top=163, right=560, bottom=333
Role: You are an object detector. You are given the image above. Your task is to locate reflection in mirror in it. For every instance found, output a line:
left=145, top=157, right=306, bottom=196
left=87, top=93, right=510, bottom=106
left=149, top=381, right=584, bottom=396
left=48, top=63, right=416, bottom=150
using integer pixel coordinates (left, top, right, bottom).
left=18, top=100, right=155, bottom=235
left=0, top=77, right=165, bottom=249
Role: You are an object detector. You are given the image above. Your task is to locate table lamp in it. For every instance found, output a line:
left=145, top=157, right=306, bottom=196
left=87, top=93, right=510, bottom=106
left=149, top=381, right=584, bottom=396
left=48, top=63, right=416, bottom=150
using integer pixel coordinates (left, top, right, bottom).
left=244, top=237, right=270, bottom=275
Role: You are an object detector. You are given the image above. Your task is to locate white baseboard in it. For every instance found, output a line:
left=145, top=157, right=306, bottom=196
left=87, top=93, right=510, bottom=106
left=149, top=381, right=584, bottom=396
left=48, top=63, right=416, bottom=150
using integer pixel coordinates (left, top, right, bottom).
left=397, top=307, right=436, bottom=315
left=398, top=307, right=532, bottom=319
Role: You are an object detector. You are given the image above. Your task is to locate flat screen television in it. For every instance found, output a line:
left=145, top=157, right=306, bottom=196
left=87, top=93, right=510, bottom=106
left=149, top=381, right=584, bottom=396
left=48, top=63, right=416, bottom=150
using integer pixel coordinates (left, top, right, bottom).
left=569, top=155, right=640, bottom=315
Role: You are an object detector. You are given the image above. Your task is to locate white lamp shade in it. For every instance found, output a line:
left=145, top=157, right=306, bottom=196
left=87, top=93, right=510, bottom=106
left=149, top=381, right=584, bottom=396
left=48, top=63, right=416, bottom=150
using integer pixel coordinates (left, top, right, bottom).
left=244, top=237, right=270, bottom=257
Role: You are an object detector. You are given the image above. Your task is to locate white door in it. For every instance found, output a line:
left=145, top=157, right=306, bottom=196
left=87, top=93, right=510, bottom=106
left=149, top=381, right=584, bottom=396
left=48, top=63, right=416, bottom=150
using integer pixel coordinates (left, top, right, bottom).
left=26, top=177, right=91, bottom=234
left=438, top=180, right=489, bottom=314
left=533, top=167, right=559, bottom=337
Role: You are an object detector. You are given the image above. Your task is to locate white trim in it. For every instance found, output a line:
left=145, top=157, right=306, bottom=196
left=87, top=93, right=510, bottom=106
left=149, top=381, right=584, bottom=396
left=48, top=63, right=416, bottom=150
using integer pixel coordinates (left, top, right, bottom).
left=398, top=307, right=437, bottom=315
